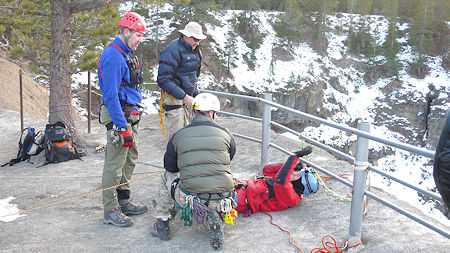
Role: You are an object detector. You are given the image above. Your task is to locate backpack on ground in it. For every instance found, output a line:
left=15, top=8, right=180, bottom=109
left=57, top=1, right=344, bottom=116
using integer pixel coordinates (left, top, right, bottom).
left=42, top=121, right=80, bottom=164
left=1, top=127, right=45, bottom=167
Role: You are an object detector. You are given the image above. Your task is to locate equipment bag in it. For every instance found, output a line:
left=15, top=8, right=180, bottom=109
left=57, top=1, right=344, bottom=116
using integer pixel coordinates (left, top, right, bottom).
left=1, top=127, right=45, bottom=167
left=43, top=121, right=80, bottom=164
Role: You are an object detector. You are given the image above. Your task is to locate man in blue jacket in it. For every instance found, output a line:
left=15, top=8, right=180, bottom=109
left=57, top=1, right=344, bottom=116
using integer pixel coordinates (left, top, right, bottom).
left=434, top=109, right=450, bottom=219
left=98, top=12, right=148, bottom=227
left=157, top=22, right=206, bottom=140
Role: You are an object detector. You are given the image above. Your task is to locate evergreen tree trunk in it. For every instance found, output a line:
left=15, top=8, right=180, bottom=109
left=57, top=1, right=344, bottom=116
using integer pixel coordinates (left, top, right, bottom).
left=49, top=0, right=75, bottom=130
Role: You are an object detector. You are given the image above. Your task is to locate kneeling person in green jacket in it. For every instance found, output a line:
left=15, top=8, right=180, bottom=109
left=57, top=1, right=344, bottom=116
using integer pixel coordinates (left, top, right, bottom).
left=150, top=93, right=236, bottom=250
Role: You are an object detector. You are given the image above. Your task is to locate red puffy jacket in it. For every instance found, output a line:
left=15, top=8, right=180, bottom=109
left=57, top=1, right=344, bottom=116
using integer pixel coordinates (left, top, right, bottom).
left=235, top=155, right=302, bottom=213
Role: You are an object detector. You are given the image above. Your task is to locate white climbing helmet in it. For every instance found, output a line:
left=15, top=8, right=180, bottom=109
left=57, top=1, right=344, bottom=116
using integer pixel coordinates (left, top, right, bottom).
left=193, top=93, right=220, bottom=112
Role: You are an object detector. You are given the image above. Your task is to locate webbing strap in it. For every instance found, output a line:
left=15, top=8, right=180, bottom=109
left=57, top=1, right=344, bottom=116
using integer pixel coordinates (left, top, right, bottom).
left=179, top=188, right=234, bottom=201
left=159, top=90, right=179, bottom=137
left=159, top=90, right=166, bottom=137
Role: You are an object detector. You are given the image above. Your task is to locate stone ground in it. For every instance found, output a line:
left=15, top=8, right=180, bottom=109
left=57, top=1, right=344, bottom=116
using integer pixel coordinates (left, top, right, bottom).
left=0, top=110, right=449, bottom=253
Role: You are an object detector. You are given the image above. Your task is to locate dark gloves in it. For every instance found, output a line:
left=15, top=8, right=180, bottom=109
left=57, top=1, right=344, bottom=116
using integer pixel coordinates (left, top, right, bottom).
left=294, top=146, right=312, bottom=171
left=120, top=127, right=134, bottom=147
left=295, top=146, right=312, bottom=157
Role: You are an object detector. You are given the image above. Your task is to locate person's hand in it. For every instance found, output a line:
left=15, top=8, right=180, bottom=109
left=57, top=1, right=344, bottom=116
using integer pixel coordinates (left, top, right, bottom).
left=183, top=94, right=194, bottom=107
left=120, top=127, right=134, bottom=147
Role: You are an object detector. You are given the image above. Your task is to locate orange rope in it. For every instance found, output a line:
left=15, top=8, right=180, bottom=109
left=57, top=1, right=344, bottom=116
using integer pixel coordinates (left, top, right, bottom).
left=261, top=211, right=304, bottom=252
left=260, top=212, right=362, bottom=253
left=311, top=235, right=361, bottom=253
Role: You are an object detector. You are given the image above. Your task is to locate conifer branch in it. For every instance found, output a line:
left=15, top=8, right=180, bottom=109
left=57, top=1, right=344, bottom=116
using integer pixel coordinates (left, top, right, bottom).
left=68, top=0, right=125, bottom=13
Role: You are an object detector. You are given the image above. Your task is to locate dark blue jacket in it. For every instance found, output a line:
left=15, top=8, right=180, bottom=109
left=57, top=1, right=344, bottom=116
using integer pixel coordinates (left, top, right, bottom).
left=157, top=35, right=202, bottom=99
left=98, top=37, right=142, bottom=128
left=434, top=109, right=450, bottom=208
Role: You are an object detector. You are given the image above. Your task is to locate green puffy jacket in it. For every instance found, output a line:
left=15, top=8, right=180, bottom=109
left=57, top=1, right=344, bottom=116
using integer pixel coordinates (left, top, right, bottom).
left=164, top=114, right=236, bottom=193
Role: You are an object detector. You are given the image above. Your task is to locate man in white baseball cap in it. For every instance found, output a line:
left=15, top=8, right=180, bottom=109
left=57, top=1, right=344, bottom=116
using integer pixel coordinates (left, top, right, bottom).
left=157, top=21, right=207, bottom=141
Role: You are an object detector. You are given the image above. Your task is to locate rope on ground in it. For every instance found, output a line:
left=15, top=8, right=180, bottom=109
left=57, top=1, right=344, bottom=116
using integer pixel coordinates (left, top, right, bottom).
left=298, top=137, right=352, bottom=202
left=261, top=211, right=304, bottom=252
left=311, top=235, right=361, bottom=253
left=0, top=169, right=164, bottom=220
left=261, top=211, right=361, bottom=252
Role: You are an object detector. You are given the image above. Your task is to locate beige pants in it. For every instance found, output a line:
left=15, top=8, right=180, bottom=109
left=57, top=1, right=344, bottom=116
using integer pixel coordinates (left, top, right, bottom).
left=162, top=95, right=191, bottom=138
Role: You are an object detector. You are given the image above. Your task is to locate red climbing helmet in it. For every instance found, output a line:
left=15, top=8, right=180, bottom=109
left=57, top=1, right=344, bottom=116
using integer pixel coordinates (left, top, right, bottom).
left=118, top=12, right=146, bottom=33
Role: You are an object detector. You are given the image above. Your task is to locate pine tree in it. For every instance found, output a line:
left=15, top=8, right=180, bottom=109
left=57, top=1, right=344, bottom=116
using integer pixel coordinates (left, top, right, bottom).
left=273, top=0, right=303, bottom=52
left=224, top=17, right=238, bottom=73
left=0, top=0, right=126, bottom=146
left=410, top=0, right=436, bottom=77
left=382, top=0, right=401, bottom=77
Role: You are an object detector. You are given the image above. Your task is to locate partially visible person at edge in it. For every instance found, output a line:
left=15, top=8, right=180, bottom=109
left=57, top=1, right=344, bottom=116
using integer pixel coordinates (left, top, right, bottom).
left=234, top=146, right=318, bottom=216
left=157, top=21, right=206, bottom=140
left=433, top=109, right=450, bottom=219
left=97, top=12, right=148, bottom=227
left=151, top=93, right=236, bottom=250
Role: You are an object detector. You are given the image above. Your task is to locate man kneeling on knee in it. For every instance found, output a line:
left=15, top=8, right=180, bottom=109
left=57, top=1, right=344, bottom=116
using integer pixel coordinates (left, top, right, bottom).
left=150, top=93, right=236, bottom=250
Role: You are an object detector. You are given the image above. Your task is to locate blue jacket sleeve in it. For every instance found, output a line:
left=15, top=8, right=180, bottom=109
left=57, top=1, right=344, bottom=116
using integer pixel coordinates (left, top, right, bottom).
left=99, top=47, right=128, bottom=128
left=157, top=44, right=186, bottom=99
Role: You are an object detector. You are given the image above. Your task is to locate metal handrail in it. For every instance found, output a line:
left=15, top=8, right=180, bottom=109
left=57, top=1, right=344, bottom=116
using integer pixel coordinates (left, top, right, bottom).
left=201, top=89, right=449, bottom=240
left=204, top=89, right=435, bottom=158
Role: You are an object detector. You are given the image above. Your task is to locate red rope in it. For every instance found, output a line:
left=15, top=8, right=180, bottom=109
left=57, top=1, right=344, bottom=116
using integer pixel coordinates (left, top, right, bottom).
left=260, top=211, right=304, bottom=252
left=311, top=235, right=361, bottom=253
left=260, top=212, right=361, bottom=253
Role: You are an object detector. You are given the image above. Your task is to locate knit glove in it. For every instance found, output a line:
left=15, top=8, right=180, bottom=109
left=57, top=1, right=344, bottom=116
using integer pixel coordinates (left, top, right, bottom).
left=120, top=127, right=134, bottom=148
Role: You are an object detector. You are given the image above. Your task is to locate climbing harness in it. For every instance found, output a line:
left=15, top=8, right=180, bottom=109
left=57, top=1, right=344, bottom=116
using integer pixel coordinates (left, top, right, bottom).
left=99, top=44, right=143, bottom=90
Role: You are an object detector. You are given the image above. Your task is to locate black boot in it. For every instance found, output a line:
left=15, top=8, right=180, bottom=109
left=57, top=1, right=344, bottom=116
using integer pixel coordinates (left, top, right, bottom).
left=150, top=218, right=171, bottom=241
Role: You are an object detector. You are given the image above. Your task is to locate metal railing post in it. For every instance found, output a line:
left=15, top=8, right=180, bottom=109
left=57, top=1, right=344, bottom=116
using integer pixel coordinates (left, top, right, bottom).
left=261, top=93, right=272, bottom=169
left=348, top=121, right=371, bottom=246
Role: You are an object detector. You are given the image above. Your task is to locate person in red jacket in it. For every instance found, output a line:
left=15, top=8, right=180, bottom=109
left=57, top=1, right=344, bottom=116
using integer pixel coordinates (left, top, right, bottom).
left=235, top=146, right=318, bottom=215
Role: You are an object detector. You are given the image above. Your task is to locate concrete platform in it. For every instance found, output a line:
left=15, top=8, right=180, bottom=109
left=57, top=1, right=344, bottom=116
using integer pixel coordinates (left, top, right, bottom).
left=0, top=110, right=449, bottom=252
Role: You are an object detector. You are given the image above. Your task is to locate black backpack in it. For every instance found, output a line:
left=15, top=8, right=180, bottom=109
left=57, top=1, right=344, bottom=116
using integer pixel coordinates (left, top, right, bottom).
left=2, top=127, right=45, bottom=167
left=42, top=121, right=81, bottom=164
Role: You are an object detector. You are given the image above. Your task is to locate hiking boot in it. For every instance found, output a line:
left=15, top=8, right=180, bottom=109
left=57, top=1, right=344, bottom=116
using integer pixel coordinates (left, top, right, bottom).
left=207, top=210, right=224, bottom=250
left=150, top=218, right=171, bottom=241
left=119, top=201, right=148, bottom=216
left=103, top=208, right=134, bottom=227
